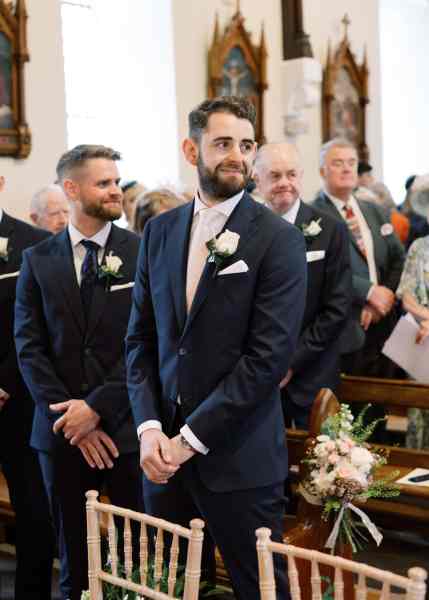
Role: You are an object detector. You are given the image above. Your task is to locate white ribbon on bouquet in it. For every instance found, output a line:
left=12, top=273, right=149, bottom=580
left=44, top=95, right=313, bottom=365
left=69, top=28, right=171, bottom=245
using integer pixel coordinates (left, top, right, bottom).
left=298, top=485, right=383, bottom=550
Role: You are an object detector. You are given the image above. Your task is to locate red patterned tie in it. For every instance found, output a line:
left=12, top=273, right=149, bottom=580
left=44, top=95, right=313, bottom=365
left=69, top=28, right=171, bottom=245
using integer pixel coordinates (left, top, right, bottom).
left=343, top=204, right=367, bottom=259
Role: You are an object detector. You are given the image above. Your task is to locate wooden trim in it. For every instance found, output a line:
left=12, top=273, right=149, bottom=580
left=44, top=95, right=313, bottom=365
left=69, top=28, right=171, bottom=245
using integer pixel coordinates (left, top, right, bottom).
left=281, top=0, right=313, bottom=60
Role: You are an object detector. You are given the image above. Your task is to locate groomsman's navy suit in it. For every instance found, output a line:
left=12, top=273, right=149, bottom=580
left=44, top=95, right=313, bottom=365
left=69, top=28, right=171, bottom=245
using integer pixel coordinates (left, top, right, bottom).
left=15, top=223, right=142, bottom=600
left=0, top=211, right=54, bottom=600
left=126, top=193, right=307, bottom=600
left=282, top=201, right=351, bottom=428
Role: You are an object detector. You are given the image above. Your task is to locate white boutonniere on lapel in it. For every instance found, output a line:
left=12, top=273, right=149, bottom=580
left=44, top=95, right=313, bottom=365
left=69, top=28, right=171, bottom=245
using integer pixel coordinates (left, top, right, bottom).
left=98, top=252, right=123, bottom=290
left=206, top=229, right=240, bottom=275
left=300, top=218, right=322, bottom=240
left=0, top=237, right=9, bottom=262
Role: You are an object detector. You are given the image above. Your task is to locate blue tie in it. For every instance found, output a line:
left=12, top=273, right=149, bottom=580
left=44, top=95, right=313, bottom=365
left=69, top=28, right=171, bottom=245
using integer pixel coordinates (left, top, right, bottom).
left=80, top=240, right=100, bottom=323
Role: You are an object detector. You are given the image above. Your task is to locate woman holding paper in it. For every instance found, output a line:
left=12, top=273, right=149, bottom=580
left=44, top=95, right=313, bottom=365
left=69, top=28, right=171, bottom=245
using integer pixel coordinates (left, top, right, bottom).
left=397, top=236, right=429, bottom=448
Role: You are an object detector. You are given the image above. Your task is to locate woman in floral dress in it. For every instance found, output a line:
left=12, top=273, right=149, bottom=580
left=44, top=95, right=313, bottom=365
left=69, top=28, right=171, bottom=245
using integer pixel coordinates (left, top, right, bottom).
left=397, top=235, right=429, bottom=448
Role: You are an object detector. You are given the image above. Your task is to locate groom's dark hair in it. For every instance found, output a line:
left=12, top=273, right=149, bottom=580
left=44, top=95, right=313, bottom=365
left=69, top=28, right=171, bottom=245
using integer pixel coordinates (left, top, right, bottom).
left=188, top=96, right=256, bottom=143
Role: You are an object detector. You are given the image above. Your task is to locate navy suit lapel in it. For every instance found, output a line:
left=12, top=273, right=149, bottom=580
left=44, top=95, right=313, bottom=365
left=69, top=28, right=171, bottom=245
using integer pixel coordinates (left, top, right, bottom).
left=294, top=201, right=313, bottom=230
left=86, top=224, right=126, bottom=340
left=55, top=230, right=85, bottom=334
left=182, top=193, right=258, bottom=338
left=166, top=202, right=194, bottom=333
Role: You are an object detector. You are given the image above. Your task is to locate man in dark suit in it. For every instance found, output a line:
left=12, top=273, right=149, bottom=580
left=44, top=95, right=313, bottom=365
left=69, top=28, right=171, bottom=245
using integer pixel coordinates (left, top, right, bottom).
left=126, top=97, right=307, bottom=600
left=313, top=138, right=405, bottom=377
left=15, top=146, right=143, bottom=600
left=253, top=143, right=351, bottom=429
left=0, top=175, right=55, bottom=600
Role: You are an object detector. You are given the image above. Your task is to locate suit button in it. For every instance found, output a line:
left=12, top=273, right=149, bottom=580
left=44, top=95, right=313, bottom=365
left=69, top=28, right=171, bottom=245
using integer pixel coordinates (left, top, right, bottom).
left=84, top=348, right=91, bottom=356
left=178, top=348, right=187, bottom=356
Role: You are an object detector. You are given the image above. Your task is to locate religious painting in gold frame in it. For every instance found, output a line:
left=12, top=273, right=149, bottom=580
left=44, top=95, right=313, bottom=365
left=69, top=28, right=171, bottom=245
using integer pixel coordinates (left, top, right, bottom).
left=322, top=15, right=369, bottom=160
left=208, top=3, right=268, bottom=144
left=0, top=0, right=31, bottom=158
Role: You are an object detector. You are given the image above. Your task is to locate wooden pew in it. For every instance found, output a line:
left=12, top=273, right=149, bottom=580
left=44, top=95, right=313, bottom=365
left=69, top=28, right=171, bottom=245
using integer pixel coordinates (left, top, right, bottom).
left=286, top=377, right=429, bottom=534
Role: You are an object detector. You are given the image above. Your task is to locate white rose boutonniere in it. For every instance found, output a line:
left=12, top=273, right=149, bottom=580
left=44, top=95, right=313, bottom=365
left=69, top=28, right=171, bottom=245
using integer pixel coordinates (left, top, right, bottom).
left=206, top=229, right=240, bottom=273
left=301, top=218, right=322, bottom=239
left=0, top=237, right=9, bottom=262
left=99, top=251, right=123, bottom=290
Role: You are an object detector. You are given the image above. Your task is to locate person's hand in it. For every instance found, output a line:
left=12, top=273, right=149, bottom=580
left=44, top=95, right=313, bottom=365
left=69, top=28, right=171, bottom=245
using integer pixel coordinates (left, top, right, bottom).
left=360, top=304, right=382, bottom=331
left=169, top=434, right=197, bottom=467
left=416, top=320, right=429, bottom=345
left=368, top=286, right=395, bottom=317
left=279, top=369, right=293, bottom=389
left=78, top=428, right=119, bottom=469
left=139, top=429, right=179, bottom=484
left=0, top=387, right=10, bottom=411
left=50, top=399, right=100, bottom=444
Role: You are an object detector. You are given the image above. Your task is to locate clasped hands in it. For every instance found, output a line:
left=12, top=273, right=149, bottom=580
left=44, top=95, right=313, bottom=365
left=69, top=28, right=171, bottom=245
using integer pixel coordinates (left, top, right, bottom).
left=140, top=430, right=196, bottom=485
left=0, top=387, right=10, bottom=411
left=50, top=399, right=118, bottom=470
left=361, top=286, right=395, bottom=331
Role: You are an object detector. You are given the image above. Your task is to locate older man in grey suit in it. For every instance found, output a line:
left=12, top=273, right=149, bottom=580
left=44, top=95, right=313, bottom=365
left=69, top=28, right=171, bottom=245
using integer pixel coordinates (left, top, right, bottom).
left=313, top=138, right=404, bottom=379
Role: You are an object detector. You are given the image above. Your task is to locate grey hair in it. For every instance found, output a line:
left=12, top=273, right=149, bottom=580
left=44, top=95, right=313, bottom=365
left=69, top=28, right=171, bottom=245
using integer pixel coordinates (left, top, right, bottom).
left=319, top=138, right=357, bottom=169
left=30, top=184, right=66, bottom=215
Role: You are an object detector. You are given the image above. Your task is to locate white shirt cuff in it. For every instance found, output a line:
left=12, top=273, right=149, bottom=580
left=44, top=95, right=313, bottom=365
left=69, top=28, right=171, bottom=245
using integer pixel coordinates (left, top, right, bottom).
left=367, top=284, right=376, bottom=301
left=180, top=424, right=209, bottom=455
left=137, top=420, right=162, bottom=439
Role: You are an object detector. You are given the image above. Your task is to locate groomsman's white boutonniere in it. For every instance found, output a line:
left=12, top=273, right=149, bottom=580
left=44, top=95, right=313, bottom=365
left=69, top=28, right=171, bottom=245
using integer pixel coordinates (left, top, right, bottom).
left=300, top=218, right=322, bottom=240
left=99, top=252, right=123, bottom=290
left=206, top=229, right=240, bottom=274
left=0, top=237, right=9, bottom=262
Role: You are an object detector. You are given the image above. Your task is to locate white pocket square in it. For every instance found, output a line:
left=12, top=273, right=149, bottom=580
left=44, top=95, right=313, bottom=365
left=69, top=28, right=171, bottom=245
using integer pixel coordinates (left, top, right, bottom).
left=0, top=270, right=20, bottom=280
left=306, top=250, right=325, bottom=263
left=110, top=281, right=135, bottom=291
left=218, top=260, right=249, bottom=276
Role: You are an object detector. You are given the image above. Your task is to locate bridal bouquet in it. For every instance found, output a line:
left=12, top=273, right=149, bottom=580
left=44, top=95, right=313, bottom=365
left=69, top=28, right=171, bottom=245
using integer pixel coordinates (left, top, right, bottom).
left=299, top=404, right=400, bottom=553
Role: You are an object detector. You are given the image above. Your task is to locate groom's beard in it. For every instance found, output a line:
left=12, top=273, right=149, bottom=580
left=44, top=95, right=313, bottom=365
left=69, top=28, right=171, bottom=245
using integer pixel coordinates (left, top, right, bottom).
left=197, top=157, right=251, bottom=200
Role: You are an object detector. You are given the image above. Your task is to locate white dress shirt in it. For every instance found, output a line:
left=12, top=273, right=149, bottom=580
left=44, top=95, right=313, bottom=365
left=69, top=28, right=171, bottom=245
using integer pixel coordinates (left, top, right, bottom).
left=0, top=209, right=3, bottom=224
left=68, top=221, right=111, bottom=284
left=281, top=199, right=301, bottom=225
left=138, top=190, right=244, bottom=454
left=326, top=191, right=378, bottom=294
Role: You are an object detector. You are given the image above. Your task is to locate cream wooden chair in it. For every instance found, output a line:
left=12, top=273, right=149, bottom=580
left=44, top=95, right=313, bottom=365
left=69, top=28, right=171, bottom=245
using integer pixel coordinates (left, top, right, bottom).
left=256, top=528, right=427, bottom=600
left=85, top=490, right=204, bottom=600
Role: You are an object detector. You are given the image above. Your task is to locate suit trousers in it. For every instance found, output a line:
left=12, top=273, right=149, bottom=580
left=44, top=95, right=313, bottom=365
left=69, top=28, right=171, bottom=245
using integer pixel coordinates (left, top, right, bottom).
left=39, top=445, right=143, bottom=600
left=0, top=432, right=54, bottom=600
left=144, top=459, right=290, bottom=600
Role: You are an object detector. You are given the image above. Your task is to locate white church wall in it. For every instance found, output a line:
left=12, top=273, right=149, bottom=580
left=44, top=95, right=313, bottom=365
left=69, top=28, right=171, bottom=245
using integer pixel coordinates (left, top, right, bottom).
left=1, top=0, right=67, bottom=222
left=379, top=0, right=429, bottom=205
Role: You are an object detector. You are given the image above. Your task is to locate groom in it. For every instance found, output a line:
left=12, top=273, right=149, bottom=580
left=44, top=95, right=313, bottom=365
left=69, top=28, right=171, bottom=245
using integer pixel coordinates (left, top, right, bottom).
left=126, top=97, right=307, bottom=600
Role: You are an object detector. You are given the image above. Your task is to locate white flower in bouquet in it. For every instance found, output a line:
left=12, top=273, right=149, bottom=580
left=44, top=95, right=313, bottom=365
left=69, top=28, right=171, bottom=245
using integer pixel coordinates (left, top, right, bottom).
left=350, top=446, right=375, bottom=471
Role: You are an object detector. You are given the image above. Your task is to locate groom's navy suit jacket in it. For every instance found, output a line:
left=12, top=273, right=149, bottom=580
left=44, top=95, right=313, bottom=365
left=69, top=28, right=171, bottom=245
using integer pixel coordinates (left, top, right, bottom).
left=126, top=193, right=307, bottom=492
left=14, top=224, right=140, bottom=454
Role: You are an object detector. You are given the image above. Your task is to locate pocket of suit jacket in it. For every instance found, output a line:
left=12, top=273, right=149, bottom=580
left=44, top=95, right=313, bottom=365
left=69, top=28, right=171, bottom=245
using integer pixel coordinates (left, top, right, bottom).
left=0, top=271, right=20, bottom=280
left=306, top=250, right=325, bottom=263
left=110, top=281, right=135, bottom=292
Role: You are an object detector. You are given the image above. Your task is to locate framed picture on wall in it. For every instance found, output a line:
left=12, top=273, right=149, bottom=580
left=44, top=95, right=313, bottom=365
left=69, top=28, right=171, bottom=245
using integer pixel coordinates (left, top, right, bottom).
left=208, top=6, right=268, bottom=144
left=322, top=16, right=369, bottom=160
left=0, top=0, right=31, bottom=158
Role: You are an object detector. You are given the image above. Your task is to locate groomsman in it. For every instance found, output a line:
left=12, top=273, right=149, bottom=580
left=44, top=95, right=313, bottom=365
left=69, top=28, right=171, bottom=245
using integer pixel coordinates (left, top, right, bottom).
left=254, top=143, right=351, bottom=428
left=126, top=97, right=307, bottom=600
left=313, top=138, right=404, bottom=377
left=15, top=145, right=143, bottom=600
left=0, top=175, right=54, bottom=600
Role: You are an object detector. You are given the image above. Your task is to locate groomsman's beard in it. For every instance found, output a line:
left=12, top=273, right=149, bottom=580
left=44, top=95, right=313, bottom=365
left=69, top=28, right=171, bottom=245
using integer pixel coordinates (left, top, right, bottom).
left=82, top=202, right=122, bottom=222
left=197, top=157, right=251, bottom=200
